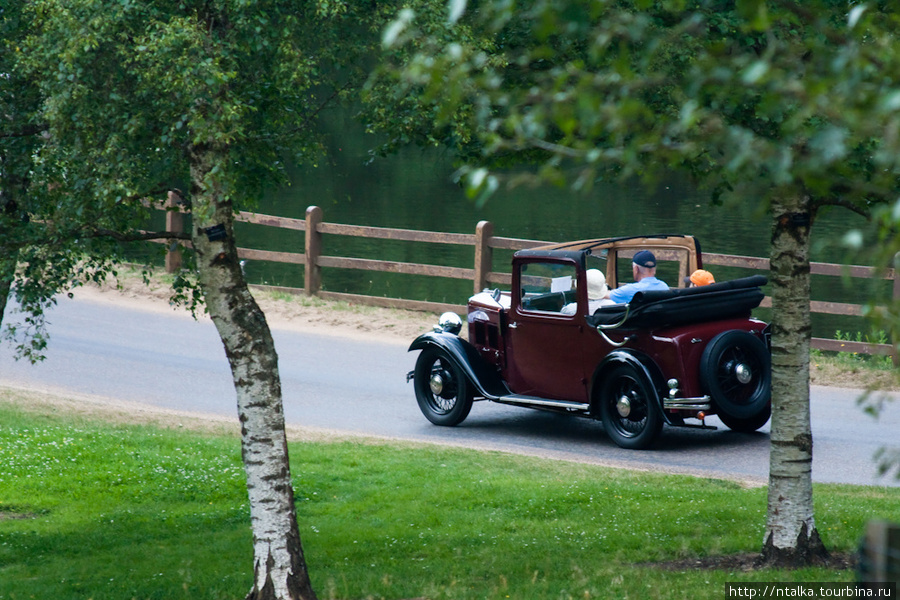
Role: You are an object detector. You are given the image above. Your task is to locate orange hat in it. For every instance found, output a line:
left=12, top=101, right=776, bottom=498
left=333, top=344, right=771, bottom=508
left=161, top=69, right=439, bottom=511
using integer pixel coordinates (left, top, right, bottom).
left=689, top=269, right=715, bottom=286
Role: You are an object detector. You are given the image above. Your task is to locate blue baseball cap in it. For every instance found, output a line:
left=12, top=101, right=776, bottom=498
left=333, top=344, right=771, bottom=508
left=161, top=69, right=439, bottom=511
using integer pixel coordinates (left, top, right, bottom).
left=632, top=250, right=657, bottom=268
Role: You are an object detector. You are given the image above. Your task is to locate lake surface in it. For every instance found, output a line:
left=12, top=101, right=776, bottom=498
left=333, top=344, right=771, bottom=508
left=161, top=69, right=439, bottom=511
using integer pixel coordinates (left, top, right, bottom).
left=236, top=109, right=878, bottom=340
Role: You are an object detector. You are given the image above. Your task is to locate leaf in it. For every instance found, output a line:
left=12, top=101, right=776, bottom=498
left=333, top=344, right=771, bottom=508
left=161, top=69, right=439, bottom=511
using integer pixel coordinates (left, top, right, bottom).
left=448, top=0, right=467, bottom=24
left=383, top=9, right=415, bottom=48
left=742, top=60, right=768, bottom=85
left=848, top=5, right=867, bottom=29
left=736, top=0, right=770, bottom=31
left=842, top=230, right=863, bottom=250
left=879, top=90, right=900, bottom=113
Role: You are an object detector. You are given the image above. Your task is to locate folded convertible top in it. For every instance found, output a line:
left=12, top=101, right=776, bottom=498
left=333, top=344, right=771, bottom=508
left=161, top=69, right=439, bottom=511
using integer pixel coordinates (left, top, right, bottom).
left=586, top=275, right=768, bottom=330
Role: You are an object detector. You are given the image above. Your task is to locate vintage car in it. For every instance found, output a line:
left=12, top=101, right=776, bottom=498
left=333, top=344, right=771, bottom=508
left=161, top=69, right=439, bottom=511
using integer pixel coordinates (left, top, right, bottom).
left=407, top=235, right=771, bottom=450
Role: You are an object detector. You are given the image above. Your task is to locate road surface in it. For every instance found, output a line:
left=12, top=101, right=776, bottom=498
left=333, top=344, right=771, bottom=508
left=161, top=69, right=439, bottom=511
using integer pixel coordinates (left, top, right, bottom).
left=1, top=292, right=897, bottom=487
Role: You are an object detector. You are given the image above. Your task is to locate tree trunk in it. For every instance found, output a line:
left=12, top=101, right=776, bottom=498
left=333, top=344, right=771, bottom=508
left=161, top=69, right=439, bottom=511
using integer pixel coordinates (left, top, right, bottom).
left=189, top=146, right=318, bottom=600
left=760, top=192, right=828, bottom=567
left=1, top=189, right=20, bottom=330
left=0, top=258, right=13, bottom=330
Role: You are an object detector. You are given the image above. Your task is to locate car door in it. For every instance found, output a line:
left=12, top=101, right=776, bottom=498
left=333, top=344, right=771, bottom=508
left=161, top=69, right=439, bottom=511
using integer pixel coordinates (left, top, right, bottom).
left=504, top=259, right=589, bottom=402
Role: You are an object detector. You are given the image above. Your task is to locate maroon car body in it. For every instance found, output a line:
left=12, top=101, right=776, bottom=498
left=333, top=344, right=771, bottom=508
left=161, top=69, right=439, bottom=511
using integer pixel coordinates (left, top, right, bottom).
left=408, top=235, right=771, bottom=449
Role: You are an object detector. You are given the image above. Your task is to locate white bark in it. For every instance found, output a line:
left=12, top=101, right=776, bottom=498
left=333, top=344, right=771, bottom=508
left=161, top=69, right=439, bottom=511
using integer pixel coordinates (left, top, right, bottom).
left=763, top=192, right=827, bottom=565
left=190, top=148, right=316, bottom=600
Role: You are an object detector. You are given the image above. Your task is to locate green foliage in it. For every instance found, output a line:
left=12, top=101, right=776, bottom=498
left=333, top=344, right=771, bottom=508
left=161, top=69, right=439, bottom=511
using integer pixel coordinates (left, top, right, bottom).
left=371, top=0, right=900, bottom=545
left=811, top=330, right=895, bottom=371
left=376, top=0, right=900, bottom=212
left=1, top=2, right=158, bottom=359
left=361, top=0, right=502, bottom=161
left=835, top=329, right=890, bottom=353
left=3, top=398, right=897, bottom=599
left=21, top=0, right=336, bottom=208
left=3, top=0, right=449, bottom=358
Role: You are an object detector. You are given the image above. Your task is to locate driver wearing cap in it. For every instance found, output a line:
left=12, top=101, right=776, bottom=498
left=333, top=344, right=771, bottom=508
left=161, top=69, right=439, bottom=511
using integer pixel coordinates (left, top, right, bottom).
left=606, top=250, right=669, bottom=304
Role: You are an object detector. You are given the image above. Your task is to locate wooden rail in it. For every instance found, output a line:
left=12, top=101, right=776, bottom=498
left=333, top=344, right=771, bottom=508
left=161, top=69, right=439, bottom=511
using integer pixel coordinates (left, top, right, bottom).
left=158, top=202, right=898, bottom=358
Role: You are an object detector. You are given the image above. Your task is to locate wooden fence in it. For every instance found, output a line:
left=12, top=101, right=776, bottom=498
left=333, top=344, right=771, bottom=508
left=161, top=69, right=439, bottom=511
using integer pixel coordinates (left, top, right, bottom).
left=161, top=201, right=898, bottom=359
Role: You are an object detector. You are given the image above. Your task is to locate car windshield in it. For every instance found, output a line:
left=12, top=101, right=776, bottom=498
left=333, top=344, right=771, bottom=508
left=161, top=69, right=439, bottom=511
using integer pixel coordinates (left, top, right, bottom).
left=585, top=251, right=607, bottom=273
left=615, top=247, right=690, bottom=288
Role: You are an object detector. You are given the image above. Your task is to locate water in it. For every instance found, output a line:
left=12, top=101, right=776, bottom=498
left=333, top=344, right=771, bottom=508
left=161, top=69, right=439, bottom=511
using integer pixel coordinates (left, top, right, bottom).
left=234, top=110, right=879, bottom=340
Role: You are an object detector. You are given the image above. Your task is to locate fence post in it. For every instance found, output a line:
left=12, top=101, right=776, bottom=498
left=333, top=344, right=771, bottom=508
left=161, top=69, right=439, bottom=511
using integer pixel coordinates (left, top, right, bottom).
left=857, top=520, right=900, bottom=585
left=165, top=191, right=184, bottom=273
left=305, top=205, right=323, bottom=296
left=474, top=220, right=494, bottom=294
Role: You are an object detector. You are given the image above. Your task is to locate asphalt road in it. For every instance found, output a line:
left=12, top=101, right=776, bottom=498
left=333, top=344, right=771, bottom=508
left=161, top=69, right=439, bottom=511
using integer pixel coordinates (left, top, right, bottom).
left=1, top=293, right=898, bottom=487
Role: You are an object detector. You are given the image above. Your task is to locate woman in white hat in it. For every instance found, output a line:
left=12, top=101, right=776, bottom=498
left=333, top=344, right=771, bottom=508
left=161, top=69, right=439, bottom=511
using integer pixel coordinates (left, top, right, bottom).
left=562, top=269, right=615, bottom=315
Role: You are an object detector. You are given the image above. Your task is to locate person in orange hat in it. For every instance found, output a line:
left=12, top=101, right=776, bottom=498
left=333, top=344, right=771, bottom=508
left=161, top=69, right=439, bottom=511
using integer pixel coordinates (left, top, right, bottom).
left=686, top=269, right=715, bottom=287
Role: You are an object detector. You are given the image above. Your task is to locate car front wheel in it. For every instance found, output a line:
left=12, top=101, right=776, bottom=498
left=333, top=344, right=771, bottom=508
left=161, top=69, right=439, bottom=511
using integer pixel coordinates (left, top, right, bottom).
left=598, top=364, right=663, bottom=450
left=413, top=347, right=473, bottom=426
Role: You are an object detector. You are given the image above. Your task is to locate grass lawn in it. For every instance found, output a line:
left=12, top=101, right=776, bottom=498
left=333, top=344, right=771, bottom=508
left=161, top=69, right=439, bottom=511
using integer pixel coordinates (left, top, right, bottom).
left=0, top=395, right=897, bottom=600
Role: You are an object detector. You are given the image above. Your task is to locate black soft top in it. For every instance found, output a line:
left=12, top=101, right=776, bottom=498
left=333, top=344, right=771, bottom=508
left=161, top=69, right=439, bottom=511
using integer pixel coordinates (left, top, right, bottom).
left=513, top=248, right=587, bottom=266
left=586, top=275, right=767, bottom=330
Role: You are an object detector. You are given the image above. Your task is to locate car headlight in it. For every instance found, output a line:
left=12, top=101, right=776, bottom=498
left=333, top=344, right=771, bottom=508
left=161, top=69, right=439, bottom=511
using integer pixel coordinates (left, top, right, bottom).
left=435, top=312, right=463, bottom=335
left=667, top=378, right=680, bottom=398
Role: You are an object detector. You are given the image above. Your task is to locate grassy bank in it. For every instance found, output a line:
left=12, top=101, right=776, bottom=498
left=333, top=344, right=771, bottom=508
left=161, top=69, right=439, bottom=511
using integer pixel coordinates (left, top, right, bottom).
left=1, top=395, right=897, bottom=600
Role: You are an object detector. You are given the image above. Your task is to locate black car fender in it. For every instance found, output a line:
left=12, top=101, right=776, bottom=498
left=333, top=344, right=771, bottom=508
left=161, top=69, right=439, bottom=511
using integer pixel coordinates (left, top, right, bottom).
left=408, top=332, right=510, bottom=400
left=589, top=350, right=675, bottom=425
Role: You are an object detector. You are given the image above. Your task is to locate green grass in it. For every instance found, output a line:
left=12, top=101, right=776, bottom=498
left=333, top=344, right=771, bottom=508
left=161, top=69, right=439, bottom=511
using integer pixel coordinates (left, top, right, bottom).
left=1, top=400, right=897, bottom=600
left=812, top=330, right=896, bottom=370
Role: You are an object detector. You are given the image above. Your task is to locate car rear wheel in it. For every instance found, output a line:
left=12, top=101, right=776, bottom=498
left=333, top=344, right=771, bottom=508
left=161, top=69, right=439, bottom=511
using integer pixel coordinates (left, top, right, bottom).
left=700, top=330, right=771, bottom=430
left=599, top=364, right=663, bottom=450
left=413, top=347, right=473, bottom=426
left=717, top=405, right=771, bottom=433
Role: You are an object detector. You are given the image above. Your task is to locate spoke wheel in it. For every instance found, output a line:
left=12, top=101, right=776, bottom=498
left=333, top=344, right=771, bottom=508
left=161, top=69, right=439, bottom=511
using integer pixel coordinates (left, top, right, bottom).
left=599, top=364, right=662, bottom=449
left=700, top=330, right=771, bottom=429
left=413, top=347, right=473, bottom=426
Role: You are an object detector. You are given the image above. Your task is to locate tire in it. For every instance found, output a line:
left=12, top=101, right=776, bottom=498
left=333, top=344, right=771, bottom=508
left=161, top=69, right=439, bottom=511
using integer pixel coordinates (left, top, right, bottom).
left=700, top=330, right=771, bottom=427
left=413, top=347, right=473, bottom=426
left=598, top=364, right=663, bottom=450
left=717, top=405, right=771, bottom=433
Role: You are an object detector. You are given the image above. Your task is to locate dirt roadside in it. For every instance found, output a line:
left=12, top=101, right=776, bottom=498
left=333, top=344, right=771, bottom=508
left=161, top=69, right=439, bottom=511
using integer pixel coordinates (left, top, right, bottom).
left=73, top=274, right=442, bottom=344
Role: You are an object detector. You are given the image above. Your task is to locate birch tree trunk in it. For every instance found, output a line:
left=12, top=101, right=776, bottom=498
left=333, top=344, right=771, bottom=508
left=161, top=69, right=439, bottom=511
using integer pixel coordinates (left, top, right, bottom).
left=0, top=260, right=13, bottom=330
left=1, top=191, right=20, bottom=330
left=761, top=191, right=828, bottom=567
left=189, top=145, right=318, bottom=600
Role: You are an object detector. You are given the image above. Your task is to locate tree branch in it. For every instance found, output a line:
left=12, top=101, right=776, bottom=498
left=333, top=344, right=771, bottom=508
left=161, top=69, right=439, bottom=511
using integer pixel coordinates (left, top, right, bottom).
left=815, top=197, right=873, bottom=220
left=89, top=228, right=191, bottom=242
left=259, top=79, right=357, bottom=141
left=0, top=124, right=45, bottom=139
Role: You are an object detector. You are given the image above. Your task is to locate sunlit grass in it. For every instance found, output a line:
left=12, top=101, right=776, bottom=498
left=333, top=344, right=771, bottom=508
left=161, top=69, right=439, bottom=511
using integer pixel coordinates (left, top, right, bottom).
left=1, top=398, right=896, bottom=600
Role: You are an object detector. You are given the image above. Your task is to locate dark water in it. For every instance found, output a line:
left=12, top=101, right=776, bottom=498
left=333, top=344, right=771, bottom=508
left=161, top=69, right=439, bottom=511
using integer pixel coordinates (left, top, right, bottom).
left=235, top=110, right=879, bottom=340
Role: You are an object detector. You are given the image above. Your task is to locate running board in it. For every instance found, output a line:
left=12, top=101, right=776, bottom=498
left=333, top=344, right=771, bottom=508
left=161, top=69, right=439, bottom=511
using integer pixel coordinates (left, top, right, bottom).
left=494, top=394, right=590, bottom=411
left=675, top=422, right=718, bottom=430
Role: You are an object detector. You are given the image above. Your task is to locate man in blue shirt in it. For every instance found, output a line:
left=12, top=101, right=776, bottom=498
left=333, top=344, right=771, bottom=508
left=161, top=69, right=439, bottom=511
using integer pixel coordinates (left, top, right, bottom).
left=607, top=250, right=669, bottom=304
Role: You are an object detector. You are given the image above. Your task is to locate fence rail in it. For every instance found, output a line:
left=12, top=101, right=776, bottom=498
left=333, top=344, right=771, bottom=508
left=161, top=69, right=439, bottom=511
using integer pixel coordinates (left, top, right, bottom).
left=158, top=201, right=898, bottom=359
